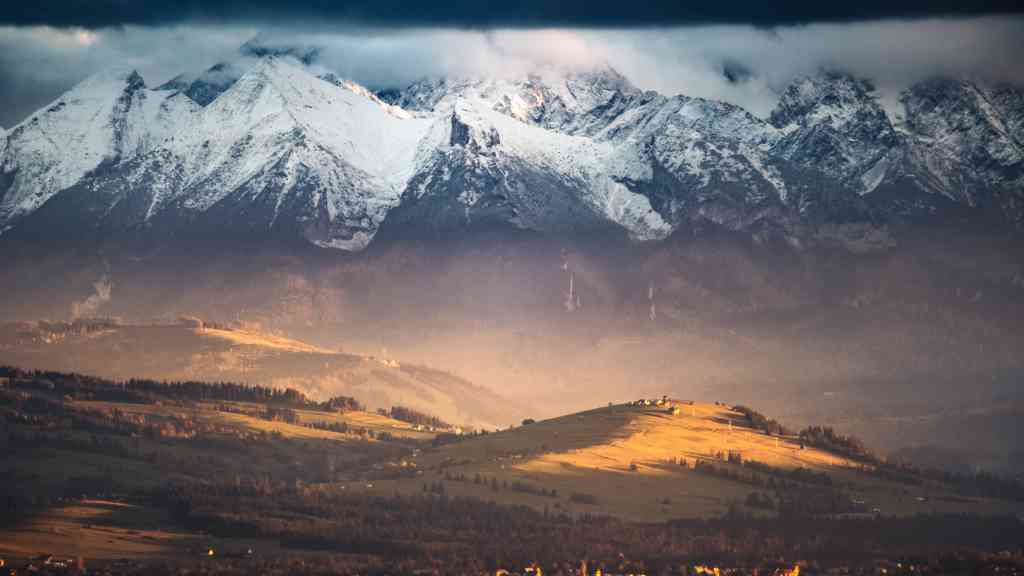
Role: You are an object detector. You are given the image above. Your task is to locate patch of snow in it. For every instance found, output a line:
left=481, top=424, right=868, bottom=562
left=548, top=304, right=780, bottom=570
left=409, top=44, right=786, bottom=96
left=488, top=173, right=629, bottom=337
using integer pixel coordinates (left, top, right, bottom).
left=312, top=230, right=375, bottom=251
left=877, top=90, right=906, bottom=127
left=598, top=180, right=672, bottom=241
left=859, top=154, right=891, bottom=194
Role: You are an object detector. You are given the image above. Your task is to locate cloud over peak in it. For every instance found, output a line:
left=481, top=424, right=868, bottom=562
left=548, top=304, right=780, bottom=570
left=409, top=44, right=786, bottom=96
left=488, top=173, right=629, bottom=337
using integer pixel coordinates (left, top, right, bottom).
left=1, top=16, right=1023, bottom=127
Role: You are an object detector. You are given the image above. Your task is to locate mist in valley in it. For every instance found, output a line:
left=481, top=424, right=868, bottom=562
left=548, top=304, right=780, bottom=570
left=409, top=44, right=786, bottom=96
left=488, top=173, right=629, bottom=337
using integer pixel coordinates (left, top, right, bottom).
left=2, top=222, right=1022, bottom=474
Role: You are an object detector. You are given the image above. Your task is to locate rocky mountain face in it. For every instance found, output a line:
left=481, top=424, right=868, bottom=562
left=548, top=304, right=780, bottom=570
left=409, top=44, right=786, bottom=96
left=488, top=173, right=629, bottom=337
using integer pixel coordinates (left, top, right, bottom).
left=769, top=73, right=1024, bottom=224
left=895, top=78, right=1024, bottom=222
left=770, top=72, right=901, bottom=196
left=1, top=41, right=1022, bottom=249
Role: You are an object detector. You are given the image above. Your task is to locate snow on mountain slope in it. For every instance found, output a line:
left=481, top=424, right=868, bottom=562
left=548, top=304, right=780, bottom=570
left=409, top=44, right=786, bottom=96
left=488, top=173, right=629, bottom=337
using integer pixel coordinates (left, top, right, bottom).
left=27, top=58, right=436, bottom=250
left=898, top=78, right=1024, bottom=219
left=386, top=66, right=649, bottom=137
left=387, top=67, right=791, bottom=231
left=604, top=94, right=789, bottom=221
left=986, top=84, right=1024, bottom=144
left=769, top=73, right=900, bottom=195
left=389, top=98, right=670, bottom=241
left=4, top=52, right=1024, bottom=249
left=170, top=58, right=430, bottom=202
left=0, top=68, right=199, bottom=231
left=122, top=88, right=202, bottom=159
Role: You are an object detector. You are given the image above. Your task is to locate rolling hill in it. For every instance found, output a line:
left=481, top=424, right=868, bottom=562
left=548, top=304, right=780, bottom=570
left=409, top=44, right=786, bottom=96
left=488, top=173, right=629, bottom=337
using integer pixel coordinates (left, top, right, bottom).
left=357, top=400, right=1024, bottom=522
left=0, top=318, right=519, bottom=429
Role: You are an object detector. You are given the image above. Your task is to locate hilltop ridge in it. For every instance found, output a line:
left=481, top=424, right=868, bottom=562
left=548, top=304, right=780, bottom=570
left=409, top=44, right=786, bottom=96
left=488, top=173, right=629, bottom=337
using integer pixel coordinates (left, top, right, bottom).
left=355, top=397, right=1024, bottom=521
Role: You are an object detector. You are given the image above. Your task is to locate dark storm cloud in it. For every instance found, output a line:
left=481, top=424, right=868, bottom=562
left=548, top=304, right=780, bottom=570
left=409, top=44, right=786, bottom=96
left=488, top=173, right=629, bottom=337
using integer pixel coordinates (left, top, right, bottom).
left=2, top=0, right=1022, bottom=29
left=2, top=17, right=1024, bottom=128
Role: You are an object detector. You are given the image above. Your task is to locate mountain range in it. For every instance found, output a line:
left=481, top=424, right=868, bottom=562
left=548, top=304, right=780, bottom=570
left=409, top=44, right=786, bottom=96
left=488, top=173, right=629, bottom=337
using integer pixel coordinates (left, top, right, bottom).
left=1, top=40, right=1022, bottom=250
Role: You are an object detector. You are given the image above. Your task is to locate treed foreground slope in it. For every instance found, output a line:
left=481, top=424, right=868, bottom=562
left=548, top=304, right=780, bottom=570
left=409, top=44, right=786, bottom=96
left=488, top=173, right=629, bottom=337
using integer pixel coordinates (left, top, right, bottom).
left=0, top=319, right=518, bottom=429
left=1, top=366, right=437, bottom=508
left=2, top=368, right=1024, bottom=574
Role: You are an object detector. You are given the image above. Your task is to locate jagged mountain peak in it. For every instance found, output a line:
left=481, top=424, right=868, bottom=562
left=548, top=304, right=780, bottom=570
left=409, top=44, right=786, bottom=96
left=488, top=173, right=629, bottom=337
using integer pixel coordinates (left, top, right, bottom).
left=381, top=63, right=642, bottom=131
left=77, top=57, right=440, bottom=251
left=901, top=76, right=1021, bottom=140
left=0, top=66, right=197, bottom=229
left=770, top=71, right=886, bottom=132
left=166, top=56, right=429, bottom=183
left=4, top=65, right=150, bottom=142
left=896, top=76, right=1024, bottom=213
left=769, top=71, right=901, bottom=195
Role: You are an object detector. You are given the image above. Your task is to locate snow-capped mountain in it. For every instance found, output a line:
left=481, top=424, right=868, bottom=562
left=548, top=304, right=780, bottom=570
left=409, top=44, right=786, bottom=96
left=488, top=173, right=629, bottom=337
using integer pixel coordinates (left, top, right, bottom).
left=0, top=68, right=198, bottom=231
left=384, top=67, right=794, bottom=230
left=1, top=50, right=1022, bottom=250
left=770, top=72, right=900, bottom=196
left=767, top=72, right=1024, bottom=224
left=384, top=100, right=671, bottom=241
left=895, top=78, right=1024, bottom=221
left=22, top=59, right=437, bottom=250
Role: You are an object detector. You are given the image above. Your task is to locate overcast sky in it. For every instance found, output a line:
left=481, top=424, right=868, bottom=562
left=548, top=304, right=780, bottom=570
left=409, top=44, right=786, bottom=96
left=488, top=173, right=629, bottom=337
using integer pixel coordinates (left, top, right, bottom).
left=1, top=3, right=1023, bottom=128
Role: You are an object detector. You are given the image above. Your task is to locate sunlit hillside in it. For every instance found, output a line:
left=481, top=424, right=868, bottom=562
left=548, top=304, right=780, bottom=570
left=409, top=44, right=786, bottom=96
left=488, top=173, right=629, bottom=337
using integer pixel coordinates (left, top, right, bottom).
left=362, top=400, right=1024, bottom=522
left=0, top=319, right=519, bottom=428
